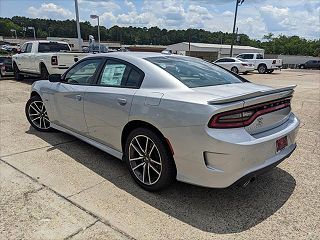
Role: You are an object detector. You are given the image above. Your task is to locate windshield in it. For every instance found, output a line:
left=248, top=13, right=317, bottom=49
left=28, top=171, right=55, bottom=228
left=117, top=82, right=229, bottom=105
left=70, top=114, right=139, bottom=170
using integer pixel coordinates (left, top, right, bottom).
left=38, top=42, right=70, bottom=53
left=145, top=56, right=245, bottom=88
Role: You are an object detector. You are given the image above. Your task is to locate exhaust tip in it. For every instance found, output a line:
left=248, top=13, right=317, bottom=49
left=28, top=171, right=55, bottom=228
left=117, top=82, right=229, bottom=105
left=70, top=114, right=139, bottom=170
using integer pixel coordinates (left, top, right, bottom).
left=241, top=177, right=256, bottom=188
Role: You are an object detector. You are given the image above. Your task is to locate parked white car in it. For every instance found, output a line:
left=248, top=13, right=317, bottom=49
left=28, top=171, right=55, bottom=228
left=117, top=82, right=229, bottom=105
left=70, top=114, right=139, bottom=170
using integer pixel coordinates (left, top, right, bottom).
left=12, top=40, right=88, bottom=80
left=213, top=57, right=254, bottom=74
left=236, top=53, right=282, bottom=74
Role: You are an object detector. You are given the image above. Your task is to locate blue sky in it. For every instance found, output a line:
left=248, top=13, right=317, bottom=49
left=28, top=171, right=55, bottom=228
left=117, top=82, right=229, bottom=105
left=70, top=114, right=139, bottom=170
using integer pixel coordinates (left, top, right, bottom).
left=1, top=0, right=319, bottom=39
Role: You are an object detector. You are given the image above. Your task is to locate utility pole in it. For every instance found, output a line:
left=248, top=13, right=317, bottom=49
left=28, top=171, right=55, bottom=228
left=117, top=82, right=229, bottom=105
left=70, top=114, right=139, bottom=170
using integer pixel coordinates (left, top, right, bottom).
left=188, top=29, right=191, bottom=56
left=230, top=0, right=244, bottom=57
left=74, top=0, right=82, bottom=51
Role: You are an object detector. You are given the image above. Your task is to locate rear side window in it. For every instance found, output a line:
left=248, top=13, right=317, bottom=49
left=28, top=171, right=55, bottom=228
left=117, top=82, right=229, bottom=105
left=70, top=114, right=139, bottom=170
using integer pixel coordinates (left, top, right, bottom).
left=98, top=59, right=144, bottom=88
left=38, top=42, right=70, bottom=53
left=256, top=54, right=264, bottom=59
left=146, top=56, right=245, bottom=88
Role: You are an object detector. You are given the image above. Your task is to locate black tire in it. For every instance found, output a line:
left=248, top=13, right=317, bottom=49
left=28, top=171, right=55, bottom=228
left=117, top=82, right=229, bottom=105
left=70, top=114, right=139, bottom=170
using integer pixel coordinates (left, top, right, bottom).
left=124, top=128, right=176, bottom=191
left=13, top=63, right=23, bottom=81
left=40, top=64, right=49, bottom=80
left=299, top=65, right=305, bottom=69
left=243, top=71, right=248, bottom=75
left=258, top=64, right=267, bottom=74
left=25, top=95, right=53, bottom=132
left=231, top=66, right=239, bottom=74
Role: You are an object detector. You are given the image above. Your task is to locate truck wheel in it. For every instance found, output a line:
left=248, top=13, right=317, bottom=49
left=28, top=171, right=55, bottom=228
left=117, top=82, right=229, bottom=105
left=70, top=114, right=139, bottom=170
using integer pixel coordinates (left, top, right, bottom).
left=13, top=64, right=24, bottom=81
left=231, top=67, right=239, bottom=74
left=258, top=64, right=267, bottom=74
left=40, top=65, right=49, bottom=80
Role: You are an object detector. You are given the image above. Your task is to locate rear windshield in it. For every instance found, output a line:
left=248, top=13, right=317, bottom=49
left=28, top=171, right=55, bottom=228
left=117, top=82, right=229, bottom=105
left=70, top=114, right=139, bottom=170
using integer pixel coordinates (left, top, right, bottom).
left=145, top=56, right=245, bottom=88
left=38, top=42, right=70, bottom=53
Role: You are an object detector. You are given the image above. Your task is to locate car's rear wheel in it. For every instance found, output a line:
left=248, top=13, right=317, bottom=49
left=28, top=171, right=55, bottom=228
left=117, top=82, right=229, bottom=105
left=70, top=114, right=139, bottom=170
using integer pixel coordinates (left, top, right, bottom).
left=124, top=128, right=176, bottom=191
left=231, top=66, right=239, bottom=74
left=25, top=95, right=52, bottom=132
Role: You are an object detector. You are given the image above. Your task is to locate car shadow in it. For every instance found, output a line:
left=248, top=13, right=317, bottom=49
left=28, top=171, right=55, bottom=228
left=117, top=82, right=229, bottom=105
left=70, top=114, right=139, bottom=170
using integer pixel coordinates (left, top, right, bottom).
left=26, top=128, right=296, bottom=234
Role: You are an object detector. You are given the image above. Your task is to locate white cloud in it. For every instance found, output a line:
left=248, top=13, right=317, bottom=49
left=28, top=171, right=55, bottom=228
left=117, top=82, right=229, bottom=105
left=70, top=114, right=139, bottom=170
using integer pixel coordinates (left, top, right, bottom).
left=25, top=0, right=320, bottom=39
left=27, top=3, right=73, bottom=19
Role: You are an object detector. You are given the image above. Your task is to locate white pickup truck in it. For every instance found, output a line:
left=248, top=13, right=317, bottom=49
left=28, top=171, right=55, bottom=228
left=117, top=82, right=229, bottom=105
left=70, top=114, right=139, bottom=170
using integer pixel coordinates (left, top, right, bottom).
left=236, top=53, right=282, bottom=74
left=12, top=40, right=89, bottom=80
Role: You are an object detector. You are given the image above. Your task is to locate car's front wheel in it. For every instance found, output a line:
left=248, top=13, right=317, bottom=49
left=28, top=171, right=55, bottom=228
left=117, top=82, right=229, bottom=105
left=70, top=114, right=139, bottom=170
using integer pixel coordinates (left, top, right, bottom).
left=124, top=128, right=176, bottom=191
left=25, top=95, right=52, bottom=132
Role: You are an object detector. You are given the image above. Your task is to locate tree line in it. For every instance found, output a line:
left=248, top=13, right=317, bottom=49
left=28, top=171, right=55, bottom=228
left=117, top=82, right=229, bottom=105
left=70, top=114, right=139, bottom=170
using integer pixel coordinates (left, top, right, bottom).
left=1, top=16, right=319, bottom=56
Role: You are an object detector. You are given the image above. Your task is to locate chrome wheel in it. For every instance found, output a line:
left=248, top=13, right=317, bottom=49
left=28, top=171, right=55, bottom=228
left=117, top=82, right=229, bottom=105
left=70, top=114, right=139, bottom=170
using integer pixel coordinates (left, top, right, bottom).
left=28, top=100, right=50, bottom=130
left=129, top=135, right=162, bottom=185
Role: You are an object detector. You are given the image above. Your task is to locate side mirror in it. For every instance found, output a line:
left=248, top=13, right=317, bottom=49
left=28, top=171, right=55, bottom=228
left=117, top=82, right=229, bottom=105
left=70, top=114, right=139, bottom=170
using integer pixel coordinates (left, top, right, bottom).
left=49, top=74, right=62, bottom=82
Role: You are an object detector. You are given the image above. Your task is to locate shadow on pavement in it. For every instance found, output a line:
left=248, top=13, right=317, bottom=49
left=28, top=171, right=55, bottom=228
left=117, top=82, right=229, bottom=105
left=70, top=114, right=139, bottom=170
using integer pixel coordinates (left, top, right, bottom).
left=27, top=127, right=296, bottom=234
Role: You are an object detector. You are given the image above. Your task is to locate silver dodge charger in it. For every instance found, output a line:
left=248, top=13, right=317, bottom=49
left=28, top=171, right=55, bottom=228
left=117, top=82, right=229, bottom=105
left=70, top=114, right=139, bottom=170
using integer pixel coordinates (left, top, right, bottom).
left=25, top=52, right=300, bottom=191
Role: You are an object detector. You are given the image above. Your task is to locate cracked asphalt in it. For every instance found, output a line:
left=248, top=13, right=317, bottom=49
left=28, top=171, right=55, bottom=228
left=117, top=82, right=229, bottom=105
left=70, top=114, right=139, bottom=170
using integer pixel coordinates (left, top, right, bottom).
left=0, top=70, right=319, bottom=239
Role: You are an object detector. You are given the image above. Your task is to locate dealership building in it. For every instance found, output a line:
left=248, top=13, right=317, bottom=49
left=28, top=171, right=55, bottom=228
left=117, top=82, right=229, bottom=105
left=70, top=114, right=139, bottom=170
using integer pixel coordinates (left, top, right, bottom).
left=166, top=42, right=264, bottom=61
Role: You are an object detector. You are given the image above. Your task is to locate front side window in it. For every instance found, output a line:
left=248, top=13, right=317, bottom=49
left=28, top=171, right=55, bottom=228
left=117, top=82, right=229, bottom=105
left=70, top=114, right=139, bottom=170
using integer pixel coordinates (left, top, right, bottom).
left=146, top=56, right=245, bottom=88
left=25, top=43, right=32, bottom=53
left=64, top=58, right=103, bottom=84
left=20, top=43, right=27, bottom=53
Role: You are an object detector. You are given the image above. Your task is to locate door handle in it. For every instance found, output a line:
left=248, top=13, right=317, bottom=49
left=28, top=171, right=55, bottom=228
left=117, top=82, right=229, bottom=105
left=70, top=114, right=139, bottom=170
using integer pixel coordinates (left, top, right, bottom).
left=117, top=98, right=127, bottom=106
left=75, top=95, right=82, bottom=101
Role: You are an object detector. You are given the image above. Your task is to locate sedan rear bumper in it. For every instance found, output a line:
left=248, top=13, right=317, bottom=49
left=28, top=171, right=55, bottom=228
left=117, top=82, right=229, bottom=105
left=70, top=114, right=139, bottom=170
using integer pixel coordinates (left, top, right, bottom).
left=233, top=144, right=296, bottom=186
left=164, top=113, right=299, bottom=188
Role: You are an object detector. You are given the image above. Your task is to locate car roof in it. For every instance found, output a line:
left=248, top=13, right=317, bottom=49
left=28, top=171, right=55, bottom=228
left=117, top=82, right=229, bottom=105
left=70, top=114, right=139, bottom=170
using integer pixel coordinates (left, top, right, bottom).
left=24, top=40, right=69, bottom=45
left=93, top=51, right=180, bottom=59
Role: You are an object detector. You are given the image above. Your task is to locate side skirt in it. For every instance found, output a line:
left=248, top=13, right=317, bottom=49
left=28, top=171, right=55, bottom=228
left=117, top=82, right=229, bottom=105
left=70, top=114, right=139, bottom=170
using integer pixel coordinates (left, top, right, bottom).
left=51, top=123, right=123, bottom=160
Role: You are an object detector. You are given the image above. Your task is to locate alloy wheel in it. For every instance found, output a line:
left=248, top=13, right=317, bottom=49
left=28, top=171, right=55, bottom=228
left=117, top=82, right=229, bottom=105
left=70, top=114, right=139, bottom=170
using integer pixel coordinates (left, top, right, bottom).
left=129, top=135, right=162, bottom=185
left=28, top=100, right=50, bottom=130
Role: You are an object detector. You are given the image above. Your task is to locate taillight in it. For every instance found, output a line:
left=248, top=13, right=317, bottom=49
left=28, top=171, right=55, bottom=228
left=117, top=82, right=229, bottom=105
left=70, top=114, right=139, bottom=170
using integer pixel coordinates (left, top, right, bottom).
left=208, top=98, right=291, bottom=128
left=272, top=60, right=276, bottom=64
left=51, top=56, right=58, bottom=65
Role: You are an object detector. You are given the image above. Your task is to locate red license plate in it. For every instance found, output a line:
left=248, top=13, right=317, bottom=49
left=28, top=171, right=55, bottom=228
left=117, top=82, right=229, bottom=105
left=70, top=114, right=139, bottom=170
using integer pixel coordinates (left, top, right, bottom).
left=276, top=136, right=288, bottom=152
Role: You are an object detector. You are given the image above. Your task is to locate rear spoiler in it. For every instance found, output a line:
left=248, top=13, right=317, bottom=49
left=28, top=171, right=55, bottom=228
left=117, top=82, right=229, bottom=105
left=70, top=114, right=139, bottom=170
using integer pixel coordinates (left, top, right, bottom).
left=208, top=85, right=296, bottom=104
